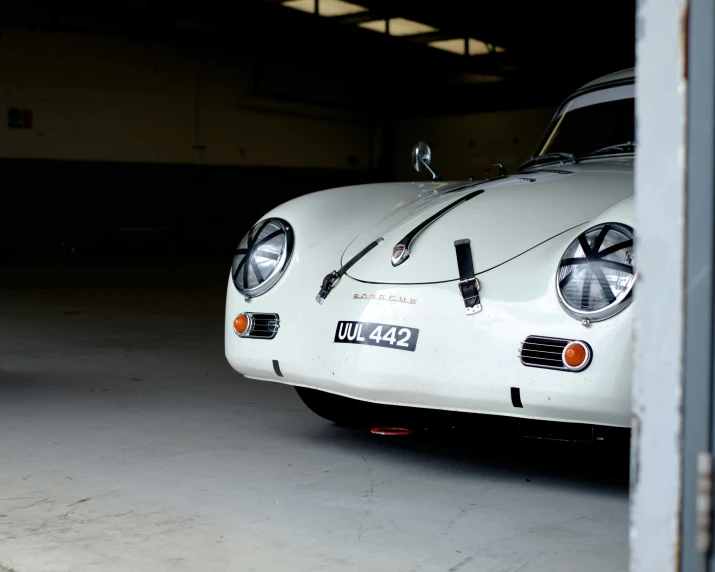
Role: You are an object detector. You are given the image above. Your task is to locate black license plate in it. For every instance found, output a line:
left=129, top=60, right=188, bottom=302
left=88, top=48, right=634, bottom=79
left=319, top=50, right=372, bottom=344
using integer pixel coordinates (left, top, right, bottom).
left=334, top=321, right=418, bottom=352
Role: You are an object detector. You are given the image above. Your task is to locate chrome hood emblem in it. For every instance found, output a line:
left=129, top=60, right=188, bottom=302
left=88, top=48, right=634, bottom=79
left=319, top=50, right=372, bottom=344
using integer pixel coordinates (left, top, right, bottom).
left=391, top=244, right=408, bottom=266
left=390, top=189, right=484, bottom=267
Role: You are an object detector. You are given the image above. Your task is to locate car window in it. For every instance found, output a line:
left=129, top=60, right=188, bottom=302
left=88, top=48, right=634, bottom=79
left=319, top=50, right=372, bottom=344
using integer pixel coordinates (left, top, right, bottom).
left=536, top=84, right=635, bottom=158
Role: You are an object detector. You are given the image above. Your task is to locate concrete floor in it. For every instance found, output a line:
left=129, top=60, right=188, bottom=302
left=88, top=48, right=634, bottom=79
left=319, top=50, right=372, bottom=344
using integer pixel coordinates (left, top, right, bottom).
left=0, top=261, right=629, bottom=572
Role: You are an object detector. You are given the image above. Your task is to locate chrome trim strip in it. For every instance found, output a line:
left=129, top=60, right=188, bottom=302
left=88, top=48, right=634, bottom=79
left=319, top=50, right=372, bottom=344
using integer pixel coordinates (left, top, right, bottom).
left=391, top=189, right=484, bottom=267
left=521, top=341, right=569, bottom=348
left=519, top=347, right=565, bottom=356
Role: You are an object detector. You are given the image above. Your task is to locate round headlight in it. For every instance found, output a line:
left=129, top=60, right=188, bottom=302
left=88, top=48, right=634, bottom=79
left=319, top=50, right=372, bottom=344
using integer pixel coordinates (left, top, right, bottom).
left=232, top=218, right=294, bottom=298
left=556, top=223, right=634, bottom=321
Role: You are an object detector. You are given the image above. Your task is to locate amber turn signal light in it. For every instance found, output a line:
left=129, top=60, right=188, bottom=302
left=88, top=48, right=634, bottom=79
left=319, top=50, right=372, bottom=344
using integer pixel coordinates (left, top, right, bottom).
left=562, top=341, right=590, bottom=371
left=234, top=314, right=250, bottom=335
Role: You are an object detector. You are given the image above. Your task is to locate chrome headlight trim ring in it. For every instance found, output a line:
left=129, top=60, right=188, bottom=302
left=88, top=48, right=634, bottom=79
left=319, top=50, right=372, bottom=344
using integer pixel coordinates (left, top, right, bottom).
left=556, top=222, right=635, bottom=322
left=232, top=218, right=294, bottom=298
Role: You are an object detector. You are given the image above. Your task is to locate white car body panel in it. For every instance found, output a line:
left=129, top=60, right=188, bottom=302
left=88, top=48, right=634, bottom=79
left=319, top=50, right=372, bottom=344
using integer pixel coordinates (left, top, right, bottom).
left=225, top=164, right=634, bottom=428
left=342, top=162, right=633, bottom=283
left=225, top=69, right=635, bottom=429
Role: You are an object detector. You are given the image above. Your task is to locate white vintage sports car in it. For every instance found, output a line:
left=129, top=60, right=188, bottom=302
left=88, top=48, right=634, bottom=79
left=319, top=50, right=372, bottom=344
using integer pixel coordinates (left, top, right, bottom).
left=225, top=68, right=635, bottom=439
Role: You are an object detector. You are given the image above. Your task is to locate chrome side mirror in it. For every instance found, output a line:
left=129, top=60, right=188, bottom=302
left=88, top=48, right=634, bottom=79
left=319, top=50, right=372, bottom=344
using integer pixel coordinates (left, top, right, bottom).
left=411, top=141, right=440, bottom=180
left=412, top=141, right=431, bottom=172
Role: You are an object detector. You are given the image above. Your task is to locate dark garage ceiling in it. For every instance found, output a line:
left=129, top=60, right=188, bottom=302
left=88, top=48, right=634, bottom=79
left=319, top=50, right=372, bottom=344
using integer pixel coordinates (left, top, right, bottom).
left=2, top=0, right=635, bottom=115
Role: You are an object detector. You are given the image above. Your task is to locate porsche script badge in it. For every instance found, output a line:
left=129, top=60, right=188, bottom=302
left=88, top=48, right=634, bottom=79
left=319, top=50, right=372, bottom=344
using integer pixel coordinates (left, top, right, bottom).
left=353, top=294, right=417, bottom=304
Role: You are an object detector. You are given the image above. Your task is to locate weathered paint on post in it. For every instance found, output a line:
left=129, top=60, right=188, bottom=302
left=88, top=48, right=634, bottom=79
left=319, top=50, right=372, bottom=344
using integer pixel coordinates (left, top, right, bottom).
left=630, top=0, right=688, bottom=570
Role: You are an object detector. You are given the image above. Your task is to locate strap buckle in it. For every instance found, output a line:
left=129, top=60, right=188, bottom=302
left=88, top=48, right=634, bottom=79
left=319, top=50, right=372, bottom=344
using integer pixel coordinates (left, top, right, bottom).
left=315, top=237, right=383, bottom=305
left=454, top=238, right=482, bottom=315
left=327, top=271, right=341, bottom=289
left=457, top=276, right=482, bottom=315
left=457, top=276, right=480, bottom=300
left=316, top=271, right=340, bottom=304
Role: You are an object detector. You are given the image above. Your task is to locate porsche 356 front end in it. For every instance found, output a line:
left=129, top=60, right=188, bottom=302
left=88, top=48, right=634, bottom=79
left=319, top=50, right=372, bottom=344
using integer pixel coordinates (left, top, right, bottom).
left=225, top=68, right=636, bottom=435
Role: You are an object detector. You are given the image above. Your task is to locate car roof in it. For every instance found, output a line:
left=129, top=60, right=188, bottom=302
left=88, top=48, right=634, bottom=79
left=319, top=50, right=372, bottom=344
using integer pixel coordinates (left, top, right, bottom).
left=577, top=68, right=635, bottom=91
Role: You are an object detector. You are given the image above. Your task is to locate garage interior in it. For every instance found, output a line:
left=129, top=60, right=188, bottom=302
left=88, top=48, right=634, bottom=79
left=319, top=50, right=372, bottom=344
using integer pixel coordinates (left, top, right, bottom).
left=0, top=1, right=642, bottom=570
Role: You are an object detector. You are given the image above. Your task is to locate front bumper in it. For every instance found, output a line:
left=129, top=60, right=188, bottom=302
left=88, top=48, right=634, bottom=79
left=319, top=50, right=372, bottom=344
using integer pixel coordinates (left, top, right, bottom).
left=225, top=260, right=632, bottom=428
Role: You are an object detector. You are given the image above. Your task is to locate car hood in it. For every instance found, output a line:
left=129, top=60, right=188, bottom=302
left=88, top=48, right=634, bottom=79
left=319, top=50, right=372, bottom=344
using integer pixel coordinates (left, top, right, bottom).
left=342, top=161, right=634, bottom=284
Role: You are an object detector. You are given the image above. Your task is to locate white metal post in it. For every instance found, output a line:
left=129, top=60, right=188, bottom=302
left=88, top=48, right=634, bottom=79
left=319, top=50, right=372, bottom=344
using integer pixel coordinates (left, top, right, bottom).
left=630, top=0, right=688, bottom=570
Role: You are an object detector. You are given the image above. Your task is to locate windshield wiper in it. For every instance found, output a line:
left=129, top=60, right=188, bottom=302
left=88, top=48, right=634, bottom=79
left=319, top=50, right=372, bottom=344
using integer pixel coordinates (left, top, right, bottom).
left=519, top=152, right=576, bottom=171
left=585, top=142, right=636, bottom=156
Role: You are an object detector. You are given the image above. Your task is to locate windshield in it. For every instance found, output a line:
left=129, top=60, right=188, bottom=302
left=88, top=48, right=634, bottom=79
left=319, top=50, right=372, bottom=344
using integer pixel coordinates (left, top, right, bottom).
left=530, top=83, right=635, bottom=163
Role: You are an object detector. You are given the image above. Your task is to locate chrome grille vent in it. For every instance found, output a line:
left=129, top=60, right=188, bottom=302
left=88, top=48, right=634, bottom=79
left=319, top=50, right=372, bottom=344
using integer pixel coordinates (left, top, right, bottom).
left=519, top=336, right=570, bottom=371
left=245, top=313, right=280, bottom=340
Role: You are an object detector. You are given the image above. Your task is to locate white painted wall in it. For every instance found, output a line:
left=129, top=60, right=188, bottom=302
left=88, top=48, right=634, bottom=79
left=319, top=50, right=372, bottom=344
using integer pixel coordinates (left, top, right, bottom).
left=0, top=27, right=558, bottom=178
left=393, top=107, right=556, bottom=181
left=0, top=27, right=375, bottom=169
